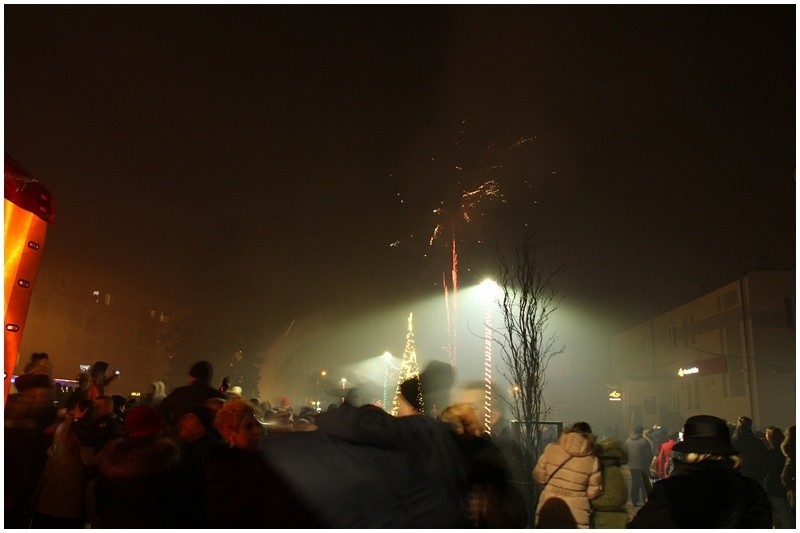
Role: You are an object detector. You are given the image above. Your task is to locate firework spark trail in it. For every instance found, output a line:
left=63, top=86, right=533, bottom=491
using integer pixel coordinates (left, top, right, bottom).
left=450, top=233, right=458, bottom=372
left=430, top=179, right=503, bottom=372
left=443, top=271, right=453, bottom=366
left=391, top=132, right=531, bottom=377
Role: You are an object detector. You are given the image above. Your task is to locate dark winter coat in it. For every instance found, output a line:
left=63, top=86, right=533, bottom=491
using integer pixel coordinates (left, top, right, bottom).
left=780, top=456, right=795, bottom=492
left=94, top=436, right=188, bottom=528
left=204, top=443, right=322, bottom=528
left=314, top=403, right=472, bottom=527
left=628, top=460, right=772, bottom=528
left=764, top=447, right=790, bottom=498
left=263, top=429, right=456, bottom=527
left=158, top=381, right=225, bottom=424
left=452, top=433, right=528, bottom=527
left=32, top=417, right=86, bottom=520
left=732, top=426, right=771, bottom=483
left=4, top=393, right=56, bottom=528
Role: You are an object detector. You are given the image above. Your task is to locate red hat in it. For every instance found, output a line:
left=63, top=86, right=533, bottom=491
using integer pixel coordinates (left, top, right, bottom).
left=125, top=405, right=166, bottom=438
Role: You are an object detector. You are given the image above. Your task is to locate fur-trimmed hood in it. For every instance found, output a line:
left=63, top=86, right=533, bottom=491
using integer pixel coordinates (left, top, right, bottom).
left=96, top=436, right=179, bottom=480
left=595, top=437, right=628, bottom=464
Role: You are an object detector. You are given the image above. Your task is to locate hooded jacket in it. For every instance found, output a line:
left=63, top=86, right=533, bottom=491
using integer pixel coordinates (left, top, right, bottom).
left=590, top=438, right=629, bottom=529
left=625, top=432, right=654, bottom=470
left=629, top=460, right=772, bottom=528
left=94, top=436, right=188, bottom=528
left=533, top=430, right=602, bottom=528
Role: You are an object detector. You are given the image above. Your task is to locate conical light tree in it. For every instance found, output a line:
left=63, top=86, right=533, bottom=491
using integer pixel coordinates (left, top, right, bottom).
left=392, top=312, right=421, bottom=415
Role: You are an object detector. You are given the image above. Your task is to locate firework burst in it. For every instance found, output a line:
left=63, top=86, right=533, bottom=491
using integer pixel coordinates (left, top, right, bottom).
left=389, top=121, right=535, bottom=372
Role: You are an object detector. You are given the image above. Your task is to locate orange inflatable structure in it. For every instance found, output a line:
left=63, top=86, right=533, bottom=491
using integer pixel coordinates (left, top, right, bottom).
left=4, top=154, right=55, bottom=402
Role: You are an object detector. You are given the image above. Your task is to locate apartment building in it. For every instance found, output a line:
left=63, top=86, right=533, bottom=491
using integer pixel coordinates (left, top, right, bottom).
left=610, top=270, right=795, bottom=432
left=15, top=257, right=174, bottom=396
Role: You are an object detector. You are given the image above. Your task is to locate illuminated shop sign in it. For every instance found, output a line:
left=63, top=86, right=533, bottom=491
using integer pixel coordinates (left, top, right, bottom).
left=608, top=390, right=622, bottom=401
left=677, top=357, right=728, bottom=378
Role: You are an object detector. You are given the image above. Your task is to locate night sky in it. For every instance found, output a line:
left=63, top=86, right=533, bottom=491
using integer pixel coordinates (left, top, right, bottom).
left=4, top=6, right=796, bottom=406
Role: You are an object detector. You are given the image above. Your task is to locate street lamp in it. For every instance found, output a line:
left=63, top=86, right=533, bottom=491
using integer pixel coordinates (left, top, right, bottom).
left=314, top=370, right=327, bottom=412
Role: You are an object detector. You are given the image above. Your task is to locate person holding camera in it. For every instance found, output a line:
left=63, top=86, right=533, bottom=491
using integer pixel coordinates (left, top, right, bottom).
left=86, top=361, right=119, bottom=401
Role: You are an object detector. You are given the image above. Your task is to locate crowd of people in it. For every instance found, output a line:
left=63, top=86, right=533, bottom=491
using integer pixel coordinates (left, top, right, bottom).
left=4, top=352, right=796, bottom=529
left=531, top=414, right=794, bottom=529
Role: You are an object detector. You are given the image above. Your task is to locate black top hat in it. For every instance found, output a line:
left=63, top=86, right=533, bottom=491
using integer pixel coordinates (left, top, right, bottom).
left=672, top=415, right=738, bottom=455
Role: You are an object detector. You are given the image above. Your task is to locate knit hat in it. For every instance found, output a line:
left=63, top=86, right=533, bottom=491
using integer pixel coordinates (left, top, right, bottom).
left=189, top=360, right=213, bottom=383
left=124, top=405, right=166, bottom=438
left=673, top=415, right=738, bottom=455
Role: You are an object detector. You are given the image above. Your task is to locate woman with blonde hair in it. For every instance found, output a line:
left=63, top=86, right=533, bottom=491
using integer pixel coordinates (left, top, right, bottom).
left=143, top=381, right=166, bottom=407
left=439, top=402, right=484, bottom=437
left=214, top=397, right=263, bottom=450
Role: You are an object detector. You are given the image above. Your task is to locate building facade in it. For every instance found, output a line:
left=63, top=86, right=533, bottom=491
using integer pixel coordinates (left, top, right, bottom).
left=15, top=256, right=174, bottom=397
left=610, top=270, right=795, bottom=433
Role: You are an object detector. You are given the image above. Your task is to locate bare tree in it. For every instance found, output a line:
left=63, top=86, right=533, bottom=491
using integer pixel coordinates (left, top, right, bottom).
left=490, top=226, right=565, bottom=526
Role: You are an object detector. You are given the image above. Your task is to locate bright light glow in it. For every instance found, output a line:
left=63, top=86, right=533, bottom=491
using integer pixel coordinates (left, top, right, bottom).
left=382, top=351, right=392, bottom=361
left=478, top=278, right=502, bottom=300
